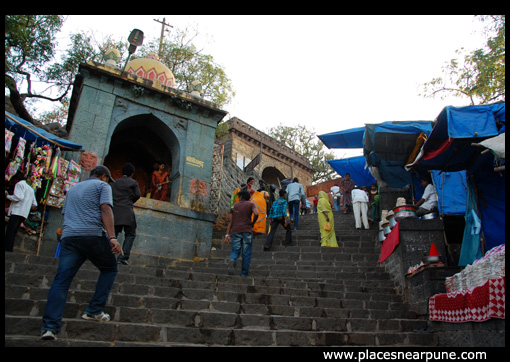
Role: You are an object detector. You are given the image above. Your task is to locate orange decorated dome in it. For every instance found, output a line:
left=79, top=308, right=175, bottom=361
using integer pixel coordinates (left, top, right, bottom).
left=125, top=53, right=175, bottom=88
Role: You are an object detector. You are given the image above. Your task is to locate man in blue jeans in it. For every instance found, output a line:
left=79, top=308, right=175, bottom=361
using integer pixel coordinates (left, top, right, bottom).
left=285, top=177, right=306, bottom=230
left=224, top=190, right=259, bottom=277
left=41, top=165, right=123, bottom=340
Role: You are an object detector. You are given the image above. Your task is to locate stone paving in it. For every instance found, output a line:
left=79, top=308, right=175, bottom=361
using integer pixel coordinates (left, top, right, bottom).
left=5, top=212, right=438, bottom=347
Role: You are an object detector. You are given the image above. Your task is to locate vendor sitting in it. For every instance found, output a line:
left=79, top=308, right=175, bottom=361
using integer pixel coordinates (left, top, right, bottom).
left=415, top=176, right=438, bottom=217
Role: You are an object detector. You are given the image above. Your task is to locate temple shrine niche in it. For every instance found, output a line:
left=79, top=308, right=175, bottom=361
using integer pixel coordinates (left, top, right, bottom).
left=40, top=46, right=227, bottom=260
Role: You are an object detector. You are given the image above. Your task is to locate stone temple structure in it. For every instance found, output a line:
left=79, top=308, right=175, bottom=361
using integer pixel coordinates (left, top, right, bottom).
left=214, top=118, right=314, bottom=219
left=39, top=48, right=227, bottom=260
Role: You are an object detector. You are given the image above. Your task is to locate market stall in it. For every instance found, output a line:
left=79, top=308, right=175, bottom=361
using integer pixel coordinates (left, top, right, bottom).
left=405, top=102, right=505, bottom=260
left=5, top=111, right=83, bottom=254
left=429, top=245, right=505, bottom=322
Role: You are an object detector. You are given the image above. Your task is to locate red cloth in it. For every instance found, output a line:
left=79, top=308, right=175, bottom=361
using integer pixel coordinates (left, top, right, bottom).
left=423, top=138, right=454, bottom=160
left=379, top=221, right=399, bottom=263
left=429, top=277, right=505, bottom=322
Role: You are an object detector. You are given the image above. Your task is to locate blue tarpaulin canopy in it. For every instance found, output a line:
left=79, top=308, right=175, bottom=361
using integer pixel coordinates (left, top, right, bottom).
left=362, top=121, right=434, bottom=192
left=407, top=103, right=505, bottom=260
left=318, top=121, right=434, bottom=196
left=318, top=127, right=365, bottom=149
left=327, top=156, right=375, bottom=187
left=430, top=170, right=467, bottom=215
left=5, top=111, right=83, bottom=151
left=405, top=103, right=505, bottom=173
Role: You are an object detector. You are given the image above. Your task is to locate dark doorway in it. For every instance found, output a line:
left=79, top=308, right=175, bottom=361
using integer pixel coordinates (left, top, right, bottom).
left=261, top=166, right=287, bottom=188
left=104, top=114, right=178, bottom=202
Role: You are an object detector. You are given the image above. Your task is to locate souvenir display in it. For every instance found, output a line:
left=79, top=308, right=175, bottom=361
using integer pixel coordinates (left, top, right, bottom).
left=445, top=244, right=505, bottom=293
left=14, top=137, right=26, bottom=160
left=429, top=245, right=505, bottom=323
left=5, top=129, right=14, bottom=154
left=64, top=160, right=81, bottom=192
left=48, top=147, right=61, bottom=178
left=5, top=127, right=79, bottom=209
left=58, top=158, right=69, bottom=179
left=27, top=145, right=50, bottom=190
left=5, top=160, right=20, bottom=181
left=5, top=136, right=27, bottom=181
left=46, top=177, right=66, bottom=208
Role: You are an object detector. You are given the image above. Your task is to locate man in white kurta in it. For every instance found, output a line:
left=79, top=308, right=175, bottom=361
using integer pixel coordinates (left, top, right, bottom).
left=5, top=171, right=38, bottom=251
left=351, top=187, right=369, bottom=230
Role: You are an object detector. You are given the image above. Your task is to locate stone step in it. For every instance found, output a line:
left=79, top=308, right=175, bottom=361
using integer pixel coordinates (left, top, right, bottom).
left=5, top=277, right=410, bottom=314
left=5, top=315, right=436, bottom=347
left=5, top=257, right=406, bottom=311
left=5, top=298, right=422, bottom=331
left=5, top=255, right=399, bottom=292
left=4, top=210, right=435, bottom=347
left=6, top=274, right=402, bottom=303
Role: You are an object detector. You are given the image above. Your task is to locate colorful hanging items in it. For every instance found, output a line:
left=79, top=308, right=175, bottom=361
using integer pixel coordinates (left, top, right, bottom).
left=5, top=136, right=26, bottom=181
left=14, top=136, right=26, bottom=160
left=5, top=160, right=20, bottom=181
left=48, top=147, right=61, bottom=178
left=64, top=160, right=81, bottom=192
left=58, top=158, right=69, bottom=179
left=27, top=145, right=51, bottom=190
left=5, top=125, right=82, bottom=212
left=5, top=129, right=14, bottom=154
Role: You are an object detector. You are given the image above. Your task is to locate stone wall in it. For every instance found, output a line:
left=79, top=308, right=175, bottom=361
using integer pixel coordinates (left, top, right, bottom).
left=215, top=156, right=262, bottom=225
left=216, top=118, right=314, bottom=189
left=380, top=218, right=447, bottom=298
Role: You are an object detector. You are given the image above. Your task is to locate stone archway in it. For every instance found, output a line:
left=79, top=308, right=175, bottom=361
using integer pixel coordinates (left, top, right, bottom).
left=104, top=114, right=180, bottom=202
left=261, top=166, right=287, bottom=188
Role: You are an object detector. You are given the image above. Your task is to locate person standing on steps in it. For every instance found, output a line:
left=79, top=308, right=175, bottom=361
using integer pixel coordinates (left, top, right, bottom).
left=330, top=183, right=342, bottom=211
left=369, top=183, right=379, bottom=223
left=5, top=171, right=38, bottom=252
left=225, top=190, right=259, bottom=277
left=351, top=187, right=370, bottom=230
left=317, top=191, right=338, bottom=247
left=41, top=165, right=123, bottom=341
left=286, top=177, right=306, bottom=230
left=264, top=189, right=293, bottom=251
left=111, top=163, right=141, bottom=265
left=313, top=194, right=319, bottom=214
left=340, top=173, right=355, bottom=214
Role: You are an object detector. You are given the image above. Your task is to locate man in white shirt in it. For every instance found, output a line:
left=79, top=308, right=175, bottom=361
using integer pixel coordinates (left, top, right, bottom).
left=351, top=187, right=369, bottom=230
left=5, top=171, right=38, bottom=252
left=416, top=177, right=438, bottom=217
left=330, top=184, right=341, bottom=211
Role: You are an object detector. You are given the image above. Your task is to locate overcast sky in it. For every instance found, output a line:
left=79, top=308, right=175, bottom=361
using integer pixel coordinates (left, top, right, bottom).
left=56, top=15, right=487, bottom=157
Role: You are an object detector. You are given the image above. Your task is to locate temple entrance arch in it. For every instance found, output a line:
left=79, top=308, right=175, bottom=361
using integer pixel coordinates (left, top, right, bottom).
left=40, top=60, right=227, bottom=260
left=104, top=113, right=180, bottom=203
left=261, top=166, right=287, bottom=187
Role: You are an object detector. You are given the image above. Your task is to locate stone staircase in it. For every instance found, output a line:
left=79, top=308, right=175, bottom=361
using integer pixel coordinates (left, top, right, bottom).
left=5, top=211, right=438, bottom=347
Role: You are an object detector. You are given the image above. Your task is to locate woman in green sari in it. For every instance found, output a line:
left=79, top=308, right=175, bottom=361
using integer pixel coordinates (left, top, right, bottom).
left=317, top=191, right=338, bottom=247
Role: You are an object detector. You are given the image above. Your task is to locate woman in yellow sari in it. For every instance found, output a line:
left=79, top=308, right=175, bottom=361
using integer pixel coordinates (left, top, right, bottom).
left=317, top=191, right=338, bottom=247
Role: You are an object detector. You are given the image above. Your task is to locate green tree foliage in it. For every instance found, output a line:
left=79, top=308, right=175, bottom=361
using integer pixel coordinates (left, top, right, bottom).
left=5, top=16, right=234, bottom=126
left=5, top=15, right=65, bottom=124
left=420, top=15, right=505, bottom=105
left=267, top=124, right=336, bottom=184
left=136, top=26, right=235, bottom=107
